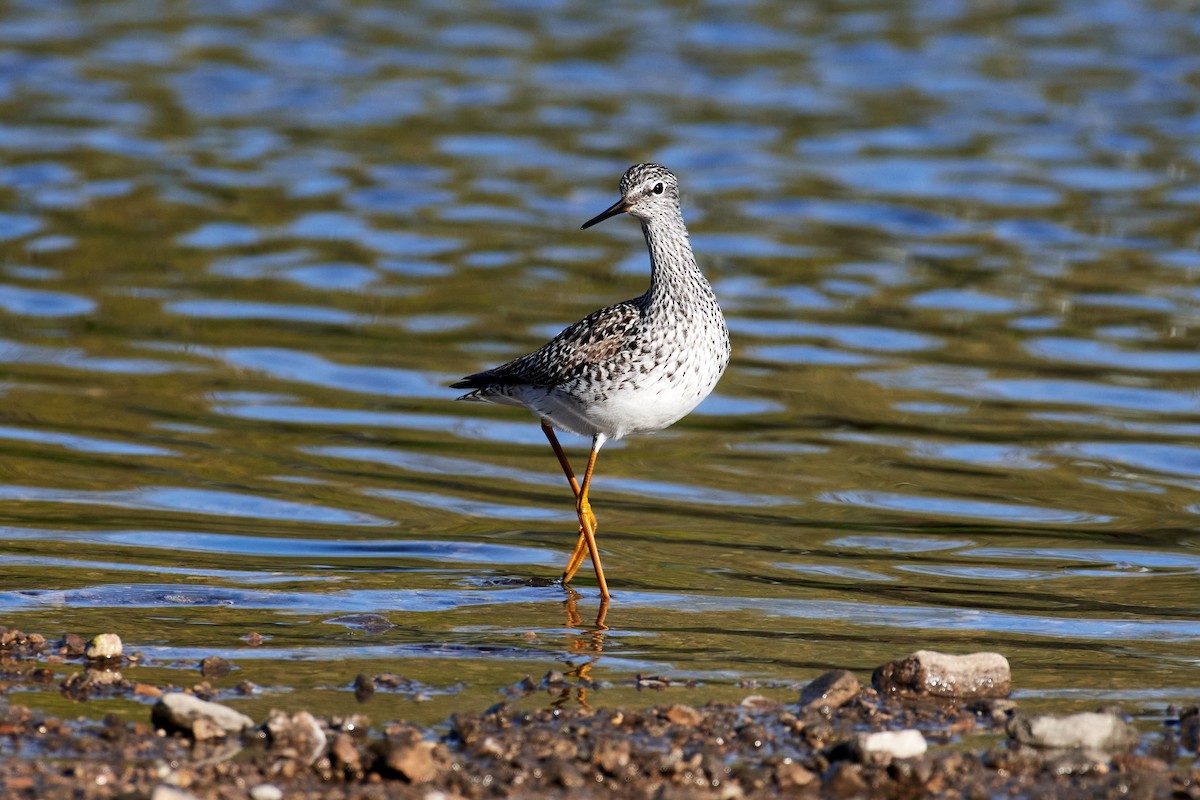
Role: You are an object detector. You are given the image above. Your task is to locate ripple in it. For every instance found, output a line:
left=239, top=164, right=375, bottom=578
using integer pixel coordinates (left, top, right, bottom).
left=774, top=563, right=897, bottom=582
left=178, top=222, right=261, bottom=248
left=820, top=490, right=1111, bottom=525
left=216, top=348, right=444, bottom=398
left=647, top=593, right=1200, bottom=641
left=743, top=197, right=968, bottom=237
left=863, top=366, right=1200, bottom=414
left=0, top=212, right=41, bottom=240
left=0, top=283, right=94, bottom=316
left=1026, top=337, right=1200, bottom=372
left=0, top=424, right=172, bottom=456
left=310, top=445, right=792, bottom=508
left=1056, top=442, right=1200, bottom=480
left=0, top=525, right=549, bottom=563
left=0, top=338, right=190, bottom=375
left=0, top=485, right=388, bottom=526
left=727, top=318, right=939, bottom=352
left=166, top=299, right=369, bottom=325
left=908, top=288, right=1029, bottom=314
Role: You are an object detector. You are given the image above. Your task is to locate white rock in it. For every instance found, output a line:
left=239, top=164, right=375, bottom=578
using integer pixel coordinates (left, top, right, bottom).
left=86, top=633, right=123, bottom=659
left=249, top=785, right=284, bottom=800
left=150, top=786, right=202, bottom=800
left=151, top=692, right=255, bottom=737
left=1016, top=711, right=1138, bottom=751
left=860, top=729, right=928, bottom=759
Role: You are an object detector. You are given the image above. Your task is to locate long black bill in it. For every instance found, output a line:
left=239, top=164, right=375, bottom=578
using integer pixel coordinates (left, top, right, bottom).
left=581, top=197, right=629, bottom=230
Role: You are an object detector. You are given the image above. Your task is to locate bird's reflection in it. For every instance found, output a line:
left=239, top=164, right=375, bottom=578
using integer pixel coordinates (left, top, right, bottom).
left=551, top=590, right=609, bottom=708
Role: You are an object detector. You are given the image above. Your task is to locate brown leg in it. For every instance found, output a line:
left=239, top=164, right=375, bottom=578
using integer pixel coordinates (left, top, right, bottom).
left=561, top=436, right=610, bottom=599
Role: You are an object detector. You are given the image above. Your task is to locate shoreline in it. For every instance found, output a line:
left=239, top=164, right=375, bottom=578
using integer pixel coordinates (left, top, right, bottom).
left=1, top=628, right=1196, bottom=799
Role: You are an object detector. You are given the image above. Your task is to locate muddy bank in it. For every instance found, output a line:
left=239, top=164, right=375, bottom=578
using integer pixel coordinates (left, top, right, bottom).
left=0, top=628, right=1197, bottom=799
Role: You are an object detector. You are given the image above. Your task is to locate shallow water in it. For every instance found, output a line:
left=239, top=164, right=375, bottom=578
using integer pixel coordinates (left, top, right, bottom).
left=0, top=0, right=1198, bottom=723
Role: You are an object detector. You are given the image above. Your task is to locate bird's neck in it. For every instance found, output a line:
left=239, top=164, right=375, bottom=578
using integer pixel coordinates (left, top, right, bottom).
left=640, top=212, right=712, bottom=308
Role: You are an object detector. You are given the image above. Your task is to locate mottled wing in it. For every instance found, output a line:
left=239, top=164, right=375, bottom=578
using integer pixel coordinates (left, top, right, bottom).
left=452, top=301, right=641, bottom=394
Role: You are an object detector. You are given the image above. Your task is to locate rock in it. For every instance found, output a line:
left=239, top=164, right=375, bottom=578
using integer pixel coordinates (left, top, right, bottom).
left=85, top=633, right=123, bottom=660
left=380, top=725, right=442, bottom=783
left=62, top=633, right=86, bottom=656
left=860, top=729, right=928, bottom=759
left=353, top=673, right=375, bottom=703
left=873, top=650, right=1010, bottom=699
left=799, top=669, right=861, bottom=710
left=664, top=704, right=703, bottom=726
left=331, top=732, right=364, bottom=776
left=151, top=693, right=255, bottom=738
left=1008, top=711, right=1138, bottom=752
left=826, top=762, right=868, bottom=796
left=249, top=785, right=284, bottom=800
left=775, top=760, right=816, bottom=789
left=1181, top=705, right=1200, bottom=753
left=199, top=656, right=232, bottom=679
left=266, top=710, right=327, bottom=765
left=150, top=787, right=202, bottom=800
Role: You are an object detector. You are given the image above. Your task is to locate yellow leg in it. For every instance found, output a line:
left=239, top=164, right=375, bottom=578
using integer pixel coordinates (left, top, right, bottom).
left=561, top=437, right=610, bottom=599
left=544, top=422, right=600, bottom=585
left=541, top=422, right=597, bottom=530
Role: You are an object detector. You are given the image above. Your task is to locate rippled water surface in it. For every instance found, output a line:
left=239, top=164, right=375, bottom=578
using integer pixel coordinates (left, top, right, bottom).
left=1, top=0, right=1198, bottom=722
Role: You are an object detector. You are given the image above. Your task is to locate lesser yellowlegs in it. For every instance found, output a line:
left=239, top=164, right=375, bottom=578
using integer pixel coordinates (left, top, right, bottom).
left=452, top=163, right=730, bottom=599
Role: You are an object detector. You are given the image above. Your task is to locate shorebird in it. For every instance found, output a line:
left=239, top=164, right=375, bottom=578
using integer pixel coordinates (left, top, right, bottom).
left=452, top=163, right=730, bottom=599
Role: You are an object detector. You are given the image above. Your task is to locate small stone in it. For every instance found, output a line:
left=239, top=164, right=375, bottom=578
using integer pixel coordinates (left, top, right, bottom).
left=151, top=693, right=255, bottom=738
left=242, top=632, right=265, bottom=646
left=332, top=732, right=363, bottom=775
left=739, top=695, right=779, bottom=711
left=873, top=650, right=1010, bottom=699
left=266, top=710, right=327, bottom=765
left=354, top=673, right=375, bottom=703
left=664, top=704, right=703, bottom=726
left=85, top=633, right=123, bottom=660
left=249, top=785, right=284, bottom=800
left=199, top=656, right=232, bottom=679
left=191, top=717, right=224, bottom=741
left=134, top=683, right=164, bottom=698
left=1008, top=710, right=1138, bottom=752
left=799, top=669, right=862, bottom=710
left=860, top=729, right=928, bottom=759
left=1181, top=705, right=1200, bottom=753
left=63, top=633, right=86, bottom=657
left=381, top=726, right=442, bottom=783
left=826, top=762, right=868, bottom=796
left=593, top=738, right=631, bottom=774
left=775, top=760, right=816, bottom=789
left=150, top=787, right=202, bottom=800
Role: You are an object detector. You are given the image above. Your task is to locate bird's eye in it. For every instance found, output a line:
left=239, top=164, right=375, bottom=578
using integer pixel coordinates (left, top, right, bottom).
left=652, top=183, right=664, bottom=195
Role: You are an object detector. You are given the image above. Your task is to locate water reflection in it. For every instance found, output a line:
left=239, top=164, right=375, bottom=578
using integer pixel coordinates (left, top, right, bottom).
left=0, top=0, right=1196, bottom=716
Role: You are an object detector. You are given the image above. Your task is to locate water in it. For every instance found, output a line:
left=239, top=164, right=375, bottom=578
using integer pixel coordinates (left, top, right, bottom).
left=0, top=0, right=1198, bottom=724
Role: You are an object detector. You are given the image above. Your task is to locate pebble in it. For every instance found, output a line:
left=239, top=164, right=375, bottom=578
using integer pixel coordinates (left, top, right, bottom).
left=249, top=785, right=284, bottom=800
left=151, top=693, right=255, bottom=739
left=860, top=729, right=928, bottom=758
left=381, top=725, right=442, bottom=783
left=150, top=787, right=202, bottom=800
left=1008, top=711, right=1138, bottom=752
left=800, top=669, right=862, bottom=710
left=199, top=656, right=232, bottom=679
left=266, top=710, right=327, bottom=765
left=873, top=650, right=1011, bottom=698
left=85, top=633, right=123, bottom=660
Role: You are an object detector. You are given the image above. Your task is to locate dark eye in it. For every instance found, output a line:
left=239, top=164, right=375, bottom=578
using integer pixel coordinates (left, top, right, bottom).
left=652, top=183, right=664, bottom=195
